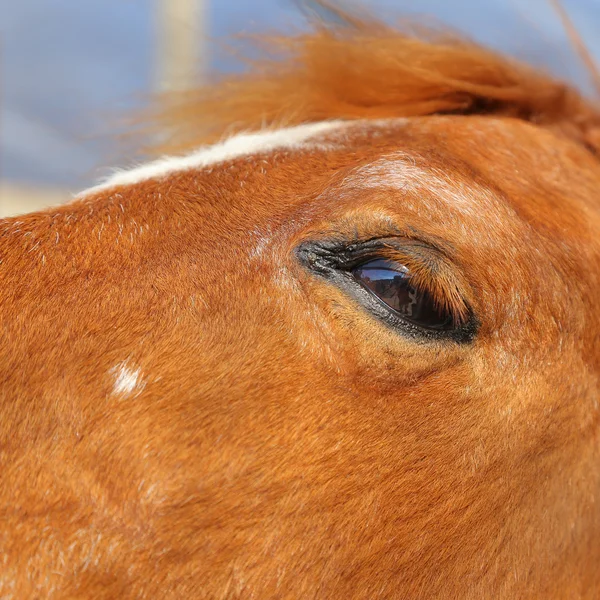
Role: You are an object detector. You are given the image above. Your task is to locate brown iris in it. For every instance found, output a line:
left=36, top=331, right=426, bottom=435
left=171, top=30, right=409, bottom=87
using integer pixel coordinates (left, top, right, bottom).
left=352, top=259, right=453, bottom=330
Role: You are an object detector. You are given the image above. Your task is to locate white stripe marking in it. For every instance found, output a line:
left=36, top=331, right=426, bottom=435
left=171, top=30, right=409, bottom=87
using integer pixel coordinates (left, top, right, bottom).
left=81, top=121, right=347, bottom=196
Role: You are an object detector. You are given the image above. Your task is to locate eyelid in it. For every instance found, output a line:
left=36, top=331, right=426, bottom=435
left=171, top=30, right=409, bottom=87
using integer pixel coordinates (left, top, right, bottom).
left=296, top=236, right=477, bottom=343
left=353, top=258, right=455, bottom=330
left=369, top=246, right=471, bottom=327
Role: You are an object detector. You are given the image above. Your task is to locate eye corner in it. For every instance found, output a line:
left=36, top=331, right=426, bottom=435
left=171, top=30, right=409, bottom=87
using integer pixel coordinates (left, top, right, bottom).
left=295, top=239, right=348, bottom=274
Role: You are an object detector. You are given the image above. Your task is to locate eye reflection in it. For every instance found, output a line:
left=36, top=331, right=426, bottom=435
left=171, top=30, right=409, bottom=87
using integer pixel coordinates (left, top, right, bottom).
left=352, top=259, right=453, bottom=330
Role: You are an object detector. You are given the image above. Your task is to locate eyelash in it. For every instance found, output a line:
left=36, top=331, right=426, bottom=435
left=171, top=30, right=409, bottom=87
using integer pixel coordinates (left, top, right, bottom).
left=296, top=238, right=477, bottom=343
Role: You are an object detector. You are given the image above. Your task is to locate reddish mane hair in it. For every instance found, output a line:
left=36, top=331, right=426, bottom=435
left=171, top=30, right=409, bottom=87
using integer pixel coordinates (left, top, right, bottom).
left=145, top=4, right=600, bottom=155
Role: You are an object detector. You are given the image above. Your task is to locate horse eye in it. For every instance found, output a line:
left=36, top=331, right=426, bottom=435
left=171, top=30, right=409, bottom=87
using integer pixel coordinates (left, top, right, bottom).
left=352, top=259, right=453, bottom=330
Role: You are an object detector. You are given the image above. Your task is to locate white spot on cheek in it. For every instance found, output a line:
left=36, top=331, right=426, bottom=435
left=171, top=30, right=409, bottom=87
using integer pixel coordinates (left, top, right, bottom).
left=110, top=362, right=145, bottom=397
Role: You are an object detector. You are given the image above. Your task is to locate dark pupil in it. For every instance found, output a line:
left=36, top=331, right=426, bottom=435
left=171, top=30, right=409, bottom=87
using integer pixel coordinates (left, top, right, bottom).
left=352, top=259, right=452, bottom=330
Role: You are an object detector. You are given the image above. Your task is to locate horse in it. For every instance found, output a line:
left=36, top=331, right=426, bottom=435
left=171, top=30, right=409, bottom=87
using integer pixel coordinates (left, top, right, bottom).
left=1, top=5, right=599, bottom=598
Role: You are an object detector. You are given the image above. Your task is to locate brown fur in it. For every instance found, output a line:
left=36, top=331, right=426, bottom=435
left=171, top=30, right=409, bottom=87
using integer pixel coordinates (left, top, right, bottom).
left=1, top=6, right=600, bottom=600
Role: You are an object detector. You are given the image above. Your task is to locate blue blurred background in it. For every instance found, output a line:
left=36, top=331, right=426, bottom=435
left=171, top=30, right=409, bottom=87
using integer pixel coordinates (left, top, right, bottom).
left=1, top=0, right=598, bottom=215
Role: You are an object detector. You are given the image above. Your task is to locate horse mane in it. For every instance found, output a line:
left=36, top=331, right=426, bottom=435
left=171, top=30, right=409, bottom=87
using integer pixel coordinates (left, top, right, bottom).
left=142, top=2, right=600, bottom=156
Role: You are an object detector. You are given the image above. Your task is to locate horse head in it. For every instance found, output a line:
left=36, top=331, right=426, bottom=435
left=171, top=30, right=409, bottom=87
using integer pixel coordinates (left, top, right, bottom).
left=1, top=7, right=599, bottom=598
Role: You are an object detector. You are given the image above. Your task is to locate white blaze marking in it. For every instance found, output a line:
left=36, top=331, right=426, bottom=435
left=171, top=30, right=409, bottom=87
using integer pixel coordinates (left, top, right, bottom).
left=111, top=362, right=145, bottom=397
left=80, top=121, right=347, bottom=196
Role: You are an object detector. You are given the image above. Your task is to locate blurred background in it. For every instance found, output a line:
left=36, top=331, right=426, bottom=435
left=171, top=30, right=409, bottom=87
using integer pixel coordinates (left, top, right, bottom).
left=1, top=0, right=599, bottom=217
